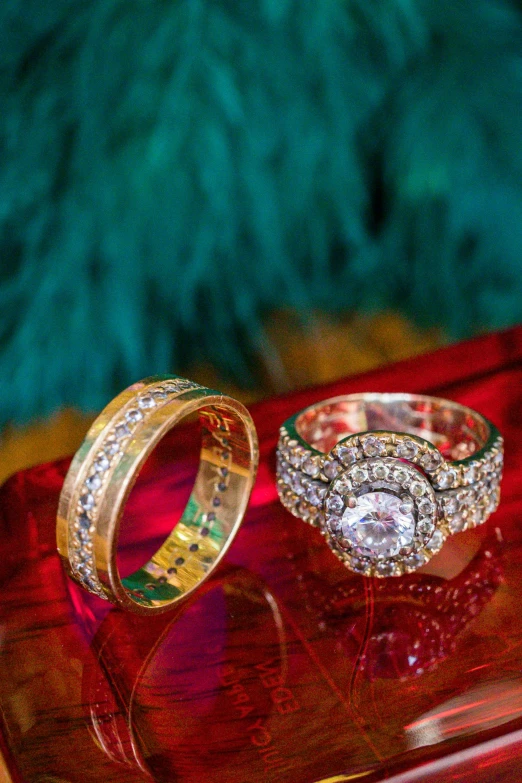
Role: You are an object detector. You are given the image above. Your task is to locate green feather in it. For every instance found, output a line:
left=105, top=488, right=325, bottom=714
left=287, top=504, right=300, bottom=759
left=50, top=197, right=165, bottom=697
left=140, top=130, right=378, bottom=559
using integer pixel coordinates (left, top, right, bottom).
left=0, top=0, right=521, bottom=423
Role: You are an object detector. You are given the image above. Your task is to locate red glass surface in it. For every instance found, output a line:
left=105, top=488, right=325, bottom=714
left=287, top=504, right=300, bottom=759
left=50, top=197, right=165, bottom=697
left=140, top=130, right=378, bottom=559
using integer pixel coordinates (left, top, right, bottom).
left=1, top=327, right=522, bottom=782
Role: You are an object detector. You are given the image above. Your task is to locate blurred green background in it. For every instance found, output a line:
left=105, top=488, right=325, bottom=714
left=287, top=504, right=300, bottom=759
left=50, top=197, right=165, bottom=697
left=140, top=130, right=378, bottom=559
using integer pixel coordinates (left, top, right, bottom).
left=1, top=0, right=522, bottom=477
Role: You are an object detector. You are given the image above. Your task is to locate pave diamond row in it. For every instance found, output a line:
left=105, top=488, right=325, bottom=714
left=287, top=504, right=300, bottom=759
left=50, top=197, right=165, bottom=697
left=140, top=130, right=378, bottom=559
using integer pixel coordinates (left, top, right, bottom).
left=277, top=428, right=504, bottom=490
left=68, top=378, right=201, bottom=597
left=276, top=455, right=501, bottom=531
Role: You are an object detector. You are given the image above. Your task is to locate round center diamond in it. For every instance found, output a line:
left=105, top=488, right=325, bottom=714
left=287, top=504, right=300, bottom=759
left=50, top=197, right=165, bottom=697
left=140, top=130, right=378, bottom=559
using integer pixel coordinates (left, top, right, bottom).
left=341, top=491, right=416, bottom=558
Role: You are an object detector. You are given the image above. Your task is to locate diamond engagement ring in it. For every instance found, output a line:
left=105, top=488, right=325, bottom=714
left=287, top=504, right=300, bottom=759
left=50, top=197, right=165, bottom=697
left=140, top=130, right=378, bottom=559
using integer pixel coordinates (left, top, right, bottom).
left=276, top=393, right=503, bottom=577
left=57, top=376, right=258, bottom=613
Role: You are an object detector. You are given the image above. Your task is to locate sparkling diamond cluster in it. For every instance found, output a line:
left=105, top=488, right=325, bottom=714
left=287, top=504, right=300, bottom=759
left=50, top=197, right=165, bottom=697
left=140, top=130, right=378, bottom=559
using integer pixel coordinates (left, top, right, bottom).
left=68, top=378, right=200, bottom=596
left=324, top=457, right=437, bottom=577
left=276, top=427, right=503, bottom=577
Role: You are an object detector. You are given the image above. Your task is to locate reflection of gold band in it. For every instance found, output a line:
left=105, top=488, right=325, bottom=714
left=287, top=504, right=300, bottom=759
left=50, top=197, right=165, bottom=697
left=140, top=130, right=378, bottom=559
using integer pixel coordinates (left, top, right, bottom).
left=56, top=376, right=259, bottom=614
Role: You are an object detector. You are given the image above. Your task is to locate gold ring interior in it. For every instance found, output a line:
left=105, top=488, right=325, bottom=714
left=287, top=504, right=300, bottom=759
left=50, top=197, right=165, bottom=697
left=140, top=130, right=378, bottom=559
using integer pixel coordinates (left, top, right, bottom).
left=117, top=402, right=254, bottom=609
left=295, top=393, right=490, bottom=460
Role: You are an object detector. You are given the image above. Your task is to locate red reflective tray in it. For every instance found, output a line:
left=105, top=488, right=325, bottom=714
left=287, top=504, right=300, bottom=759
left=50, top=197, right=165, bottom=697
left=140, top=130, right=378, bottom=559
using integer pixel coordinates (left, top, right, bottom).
left=1, top=327, right=522, bottom=783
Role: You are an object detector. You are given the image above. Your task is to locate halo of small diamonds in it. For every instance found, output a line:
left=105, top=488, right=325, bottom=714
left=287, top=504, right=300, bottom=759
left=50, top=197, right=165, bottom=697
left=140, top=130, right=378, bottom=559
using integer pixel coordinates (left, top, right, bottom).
left=324, top=457, right=439, bottom=577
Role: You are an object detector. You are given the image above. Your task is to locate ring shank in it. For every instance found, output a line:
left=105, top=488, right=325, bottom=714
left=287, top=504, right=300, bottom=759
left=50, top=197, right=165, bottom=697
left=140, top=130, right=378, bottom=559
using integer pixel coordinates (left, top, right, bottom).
left=295, top=393, right=491, bottom=460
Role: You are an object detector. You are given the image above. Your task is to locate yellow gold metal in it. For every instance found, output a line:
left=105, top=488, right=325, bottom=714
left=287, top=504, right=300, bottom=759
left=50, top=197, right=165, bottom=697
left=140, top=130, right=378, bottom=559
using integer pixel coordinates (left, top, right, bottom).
left=56, top=376, right=259, bottom=614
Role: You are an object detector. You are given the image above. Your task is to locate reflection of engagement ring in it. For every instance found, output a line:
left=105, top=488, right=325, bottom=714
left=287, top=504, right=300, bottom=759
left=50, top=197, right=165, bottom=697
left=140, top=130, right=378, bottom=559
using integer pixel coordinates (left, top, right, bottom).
left=295, top=539, right=502, bottom=680
left=276, top=393, right=503, bottom=577
left=57, top=376, right=258, bottom=613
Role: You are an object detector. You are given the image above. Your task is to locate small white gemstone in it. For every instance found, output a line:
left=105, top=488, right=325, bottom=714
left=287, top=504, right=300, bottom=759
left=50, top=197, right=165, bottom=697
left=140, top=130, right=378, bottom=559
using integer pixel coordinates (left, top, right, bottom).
left=486, top=499, right=496, bottom=515
left=289, top=451, right=304, bottom=468
left=363, top=437, right=386, bottom=457
left=302, top=457, right=321, bottom=478
left=80, top=493, right=95, bottom=511
left=449, top=513, right=466, bottom=533
left=79, top=541, right=93, bottom=556
left=396, top=440, right=419, bottom=460
left=457, top=489, right=469, bottom=505
left=152, top=388, right=168, bottom=400
left=337, top=445, right=359, bottom=465
left=340, top=491, right=416, bottom=558
left=418, top=498, right=434, bottom=515
left=350, top=557, right=369, bottom=574
left=74, top=529, right=89, bottom=545
left=126, top=409, right=143, bottom=424
left=327, top=495, right=344, bottom=515
left=375, top=560, right=395, bottom=577
left=463, top=465, right=477, bottom=484
left=335, top=474, right=353, bottom=493
left=77, top=561, right=93, bottom=577
left=405, top=552, right=425, bottom=570
left=443, top=496, right=459, bottom=515
left=323, top=459, right=340, bottom=479
left=438, top=470, right=457, bottom=489
left=280, top=468, right=291, bottom=484
left=114, top=423, right=131, bottom=440
left=420, top=451, right=442, bottom=471
left=278, top=447, right=291, bottom=463
left=306, top=482, right=327, bottom=506
left=372, top=463, right=388, bottom=480
left=479, top=462, right=489, bottom=477
left=468, top=508, right=482, bottom=525
left=394, top=468, right=409, bottom=484
left=290, top=473, right=305, bottom=496
left=464, top=487, right=476, bottom=503
left=410, top=481, right=425, bottom=497
left=352, top=467, right=368, bottom=484
left=94, top=455, right=110, bottom=472
left=104, top=439, right=120, bottom=456
left=138, top=394, right=156, bottom=409
left=298, top=500, right=311, bottom=520
left=85, top=473, right=102, bottom=491
left=417, top=518, right=433, bottom=536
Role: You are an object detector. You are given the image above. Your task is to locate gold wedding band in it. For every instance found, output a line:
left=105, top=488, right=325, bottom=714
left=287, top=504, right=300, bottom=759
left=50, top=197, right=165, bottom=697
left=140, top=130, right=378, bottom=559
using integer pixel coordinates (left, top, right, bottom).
left=57, top=376, right=258, bottom=613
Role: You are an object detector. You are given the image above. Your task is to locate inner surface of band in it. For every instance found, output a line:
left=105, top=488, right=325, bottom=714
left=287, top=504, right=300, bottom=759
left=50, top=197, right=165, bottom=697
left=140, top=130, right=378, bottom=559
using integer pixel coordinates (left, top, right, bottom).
left=295, top=395, right=490, bottom=459
left=121, top=403, right=252, bottom=608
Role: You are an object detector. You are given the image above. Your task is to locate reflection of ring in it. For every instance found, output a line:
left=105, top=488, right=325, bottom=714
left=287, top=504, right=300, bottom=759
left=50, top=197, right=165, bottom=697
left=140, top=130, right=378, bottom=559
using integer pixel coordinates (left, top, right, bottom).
left=57, top=376, right=258, bottom=613
left=294, top=537, right=502, bottom=680
left=81, top=566, right=288, bottom=774
left=276, top=393, right=503, bottom=577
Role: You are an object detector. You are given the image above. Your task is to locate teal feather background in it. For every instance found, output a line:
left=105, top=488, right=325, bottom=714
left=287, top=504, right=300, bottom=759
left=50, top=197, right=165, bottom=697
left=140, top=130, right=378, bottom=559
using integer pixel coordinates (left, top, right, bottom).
left=1, top=0, right=522, bottom=424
